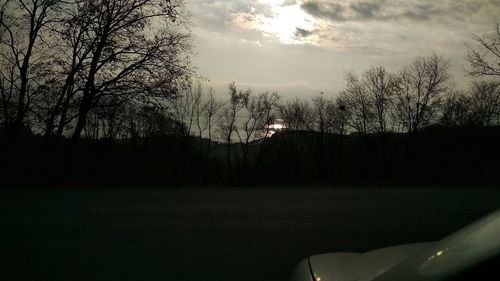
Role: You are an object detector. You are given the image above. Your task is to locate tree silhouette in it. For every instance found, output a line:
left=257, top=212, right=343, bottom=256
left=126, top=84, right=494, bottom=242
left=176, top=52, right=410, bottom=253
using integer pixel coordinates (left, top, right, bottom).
left=392, top=54, right=451, bottom=134
left=0, top=0, right=61, bottom=132
left=279, top=98, right=314, bottom=131
left=467, top=22, right=500, bottom=78
left=66, top=0, right=192, bottom=140
left=442, top=81, right=500, bottom=127
left=220, top=82, right=249, bottom=182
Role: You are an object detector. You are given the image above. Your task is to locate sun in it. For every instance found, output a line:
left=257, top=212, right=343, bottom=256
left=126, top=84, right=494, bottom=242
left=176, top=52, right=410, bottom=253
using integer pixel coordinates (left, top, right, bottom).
left=256, top=1, right=316, bottom=44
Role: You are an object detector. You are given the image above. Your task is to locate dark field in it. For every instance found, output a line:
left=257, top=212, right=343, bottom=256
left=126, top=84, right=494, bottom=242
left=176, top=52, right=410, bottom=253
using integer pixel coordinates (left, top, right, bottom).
left=2, top=186, right=500, bottom=281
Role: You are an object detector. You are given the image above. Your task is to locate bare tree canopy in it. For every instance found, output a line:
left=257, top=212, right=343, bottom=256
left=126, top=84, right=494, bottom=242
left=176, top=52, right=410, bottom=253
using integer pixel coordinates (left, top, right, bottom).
left=467, top=22, right=500, bottom=78
left=0, top=0, right=193, bottom=138
left=441, top=80, right=500, bottom=127
left=67, top=0, right=192, bottom=139
left=340, top=71, right=375, bottom=135
left=280, top=98, right=314, bottom=131
left=339, top=67, right=398, bottom=135
left=0, top=0, right=62, bottom=131
left=392, top=54, right=451, bottom=133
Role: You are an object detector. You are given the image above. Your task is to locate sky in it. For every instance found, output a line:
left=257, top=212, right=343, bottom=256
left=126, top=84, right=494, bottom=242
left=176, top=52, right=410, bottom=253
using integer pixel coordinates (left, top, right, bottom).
left=187, top=0, right=500, bottom=99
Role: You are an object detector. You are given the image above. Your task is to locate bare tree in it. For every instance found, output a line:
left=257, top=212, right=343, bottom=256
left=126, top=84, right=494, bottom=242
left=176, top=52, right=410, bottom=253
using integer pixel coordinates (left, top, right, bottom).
left=390, top=54, right=451, bottom=179
left=392, top=54, right=451, bottom=134
left=99, top=100, right=128, bottom=140
left=465, top=22, right=500, bottom=127
left=327, top=97, right=350, bottom=179
left=127, top=103, right=184, bottom=138
left=250, top=91, right=280, bottom=179
left=28, top=78, right=63, bottom=132
left=193, top=86, right=224, bottom=182
left=439, top=89, right=470, bottom=128
left=362, top=67, right=398, bottom=134
left=467, top=80, right=500, bottom=127
left=276, top=97, right=313, bottom=182
left=467, top=22, right=500, bottom=78
left=236, top=92, right=277, bottom=148
left=312, top=92, right=328, bottom=134
left=311, top=92, right=329, bottom=180
left=0, top=0, right=61, bottom=131
left=67, top=0, right=192, bottom=140
left=325, top=97, right=349, bottom=135
left=43, top=2, right=97, bottom=137
left=340, top=71, right=375, bottom=136
left=220, top=82, right=249, bottom=182
left=171, top=81, right=203, bottom=137
left=234, top=91, right=280, bottom=181
left=440, top=81, right=500, bottom=128
left=0, top=32, right=17, bottom=127
left=339, top=67, right=397, bottom=135
left=200, top=87, right=224, bottom=143
left=279, top=98, right=314, bottom=131
left=339, top=71, right=376, bottom=179
left=255, top=92, right=280, bottom=140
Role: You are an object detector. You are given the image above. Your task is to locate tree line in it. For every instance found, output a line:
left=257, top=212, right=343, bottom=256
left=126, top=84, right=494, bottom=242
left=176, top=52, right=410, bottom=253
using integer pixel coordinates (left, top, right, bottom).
left=1, top=1, right=500, bottom=185
left=168, top=53, right=498, bottom=184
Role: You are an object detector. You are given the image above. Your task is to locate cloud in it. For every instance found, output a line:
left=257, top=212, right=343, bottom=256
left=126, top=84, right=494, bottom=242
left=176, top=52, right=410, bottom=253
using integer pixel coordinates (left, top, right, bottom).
left=300, top=0, right=390, bottom=22
left=281, top=0, right=297, bottom=6
left=189, top=0, right=500, bottom=54
left=188, top=1, right=265, bottom=32
left=350, top=2, right=382, bottom=19
left=188, top=0, right=500, bottom=101
left=295, top=27, right=314, bottom=37
left=299, top=0, right=499, bottom=23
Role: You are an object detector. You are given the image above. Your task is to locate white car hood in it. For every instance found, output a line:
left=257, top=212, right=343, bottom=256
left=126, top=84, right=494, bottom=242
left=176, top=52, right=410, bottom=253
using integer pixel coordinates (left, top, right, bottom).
left=304, top=242, right=434, bottom=281
left=293, top=210, right=500, bottom=281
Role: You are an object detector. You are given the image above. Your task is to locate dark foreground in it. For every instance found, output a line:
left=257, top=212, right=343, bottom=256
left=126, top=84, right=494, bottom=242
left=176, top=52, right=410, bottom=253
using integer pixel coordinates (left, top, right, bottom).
left=1, top=186, right=500, bottom=281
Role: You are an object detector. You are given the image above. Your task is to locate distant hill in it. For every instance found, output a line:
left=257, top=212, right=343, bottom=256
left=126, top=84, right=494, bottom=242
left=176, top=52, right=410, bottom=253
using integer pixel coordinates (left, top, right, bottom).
left=1, top=126, right=500, bottom=186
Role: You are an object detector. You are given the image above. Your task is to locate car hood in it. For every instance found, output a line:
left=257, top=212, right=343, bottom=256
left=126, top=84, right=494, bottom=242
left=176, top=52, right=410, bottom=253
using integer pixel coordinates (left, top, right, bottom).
left=291, top=242, right=434, bottom=281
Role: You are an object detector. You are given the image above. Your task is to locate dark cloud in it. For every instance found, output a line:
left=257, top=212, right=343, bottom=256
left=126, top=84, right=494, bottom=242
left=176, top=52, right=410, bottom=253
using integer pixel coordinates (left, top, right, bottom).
left=299, top=0, right=498, bottom=23
left=295, top=27, right=315, bottom=37
left=300, top=1, right=386, bottom=21
left=350, top=2, right=380, bottom=19
left=281, top=0, right=297, bottom=6
left=400, top=3, right=441, bottom=21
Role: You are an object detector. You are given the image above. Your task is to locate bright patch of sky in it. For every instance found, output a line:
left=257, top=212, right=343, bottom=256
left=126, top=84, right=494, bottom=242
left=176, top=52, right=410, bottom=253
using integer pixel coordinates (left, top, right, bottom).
left=231, top=0, right=316, bottom=44
left=187, top=0, right=500, bottom=99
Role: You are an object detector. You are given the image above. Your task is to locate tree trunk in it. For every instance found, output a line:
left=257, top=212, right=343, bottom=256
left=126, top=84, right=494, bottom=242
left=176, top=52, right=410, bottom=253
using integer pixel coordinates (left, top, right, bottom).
left=45, top=74, right=76, bottom=137
left=55, top=91, right=73, bottom=138
left=13, top=69, right=28, bottom=131
left=72, top=94, right=93, bottom=141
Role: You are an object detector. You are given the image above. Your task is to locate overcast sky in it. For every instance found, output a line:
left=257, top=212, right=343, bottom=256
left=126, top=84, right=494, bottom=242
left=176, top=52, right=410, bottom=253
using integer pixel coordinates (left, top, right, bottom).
left=186, top=0, right=500, bottom=99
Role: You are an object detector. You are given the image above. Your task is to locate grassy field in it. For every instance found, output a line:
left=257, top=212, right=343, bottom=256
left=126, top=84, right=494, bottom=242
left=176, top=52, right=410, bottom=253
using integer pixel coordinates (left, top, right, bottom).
left=1, top=186, right=500, bottom=281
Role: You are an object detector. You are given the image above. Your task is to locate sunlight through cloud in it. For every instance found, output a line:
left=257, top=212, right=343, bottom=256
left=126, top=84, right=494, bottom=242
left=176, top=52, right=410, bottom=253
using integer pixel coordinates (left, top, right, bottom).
left=231, top=0, right=318, bottom=45
left=258, top=2, right=316, bottom=44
